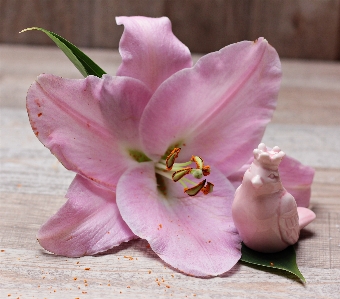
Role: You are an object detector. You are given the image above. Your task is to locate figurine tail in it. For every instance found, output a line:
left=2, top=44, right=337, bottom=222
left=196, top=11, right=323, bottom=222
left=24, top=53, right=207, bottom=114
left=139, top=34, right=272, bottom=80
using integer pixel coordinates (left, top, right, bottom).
left=297, top=207, right=316, bottom=230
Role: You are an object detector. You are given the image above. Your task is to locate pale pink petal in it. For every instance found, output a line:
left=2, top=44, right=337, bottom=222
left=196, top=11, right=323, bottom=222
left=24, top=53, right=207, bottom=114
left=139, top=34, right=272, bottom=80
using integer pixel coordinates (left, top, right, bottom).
left=116, top=163, right=242, bottom=276
left=227, top=157, right=253, bottom=189
left=116, top=16, right=192, bottom=93
left=99, top=75, right=152, bottom=147
left=228, top=155, right=314, bottom=207
left=27, top=74, right=151, bottom=190
left=279, top=155, right=315, bottom=208
left=140, top=38, right=281, bottom=176
left=37, top=175, right=135, bottom=257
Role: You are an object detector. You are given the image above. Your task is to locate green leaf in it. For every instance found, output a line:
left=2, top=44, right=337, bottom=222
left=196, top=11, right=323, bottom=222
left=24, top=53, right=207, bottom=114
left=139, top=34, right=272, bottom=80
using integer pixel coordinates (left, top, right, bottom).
left=240, top=243, right=305, bottom=283
left=20, top=27, right=106, bottom=78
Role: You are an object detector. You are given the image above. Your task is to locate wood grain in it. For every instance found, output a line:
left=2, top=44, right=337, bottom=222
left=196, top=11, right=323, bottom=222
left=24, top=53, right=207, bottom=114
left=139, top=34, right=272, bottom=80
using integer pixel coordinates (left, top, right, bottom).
left=167, top=0, right=340, bottom=60
left=1, top=45, right=340, bottom=298
left=0, top=0, right=339, bottom=59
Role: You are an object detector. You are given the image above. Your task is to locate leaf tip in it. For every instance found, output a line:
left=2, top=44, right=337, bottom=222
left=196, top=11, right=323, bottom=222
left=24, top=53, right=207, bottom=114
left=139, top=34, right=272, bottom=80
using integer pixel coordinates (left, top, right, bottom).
left=19, top=27, right=39, bottom=34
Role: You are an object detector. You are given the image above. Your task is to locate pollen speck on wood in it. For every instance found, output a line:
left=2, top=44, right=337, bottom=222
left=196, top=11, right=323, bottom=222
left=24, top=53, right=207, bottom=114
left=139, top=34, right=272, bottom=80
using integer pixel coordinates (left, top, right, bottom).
left=124, top=255, right=134, bottom=260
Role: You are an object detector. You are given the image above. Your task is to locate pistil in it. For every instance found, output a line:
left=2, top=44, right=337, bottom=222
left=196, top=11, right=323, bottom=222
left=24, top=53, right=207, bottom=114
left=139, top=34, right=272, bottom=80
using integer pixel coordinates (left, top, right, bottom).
left=155, top=148, right=214, bottom=196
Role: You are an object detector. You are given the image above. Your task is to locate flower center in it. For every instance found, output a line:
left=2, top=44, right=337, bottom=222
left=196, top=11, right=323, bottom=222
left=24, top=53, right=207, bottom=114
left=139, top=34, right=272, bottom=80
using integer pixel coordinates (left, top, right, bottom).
left=155, top=148, right=214, bottom=196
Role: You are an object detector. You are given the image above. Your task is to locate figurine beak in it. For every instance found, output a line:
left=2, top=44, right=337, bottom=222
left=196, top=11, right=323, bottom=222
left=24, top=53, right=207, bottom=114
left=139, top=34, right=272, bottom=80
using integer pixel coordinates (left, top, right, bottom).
left=251, top=175, right=263, bottom=188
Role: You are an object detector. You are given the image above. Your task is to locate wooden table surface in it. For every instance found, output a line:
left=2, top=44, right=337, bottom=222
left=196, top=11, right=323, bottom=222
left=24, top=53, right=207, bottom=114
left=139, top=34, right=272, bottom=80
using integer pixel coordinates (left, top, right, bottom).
left=0, top=45, right=339, bottom=298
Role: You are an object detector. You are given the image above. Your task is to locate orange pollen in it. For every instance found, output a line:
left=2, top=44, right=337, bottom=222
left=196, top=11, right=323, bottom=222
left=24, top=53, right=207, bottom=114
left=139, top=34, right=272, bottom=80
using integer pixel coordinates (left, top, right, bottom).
left=157, top=147, right=214, bottom=196
left=165, top=148, right=181, bottom=170
left=202, top=165, right=210, bottom=176
left=201, top=182, right=214, bottom=195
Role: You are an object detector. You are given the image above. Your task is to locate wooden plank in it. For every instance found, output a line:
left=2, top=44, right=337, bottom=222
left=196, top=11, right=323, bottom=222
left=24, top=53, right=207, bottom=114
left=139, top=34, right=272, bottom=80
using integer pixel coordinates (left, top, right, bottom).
left=248, top=0, right=340, bottom=60
left=0, top=0, right=92, bottom=46
left=0, top=0, right=339, bottom=59
left=92, top=0, right=165, bottom=48
left=0, top=0, right=165, bottom=48
left=165, top=0, right=235, bottom=53
left=1, top=247, right=340, bottom=298
left=165, top=0, right=340, bottom=59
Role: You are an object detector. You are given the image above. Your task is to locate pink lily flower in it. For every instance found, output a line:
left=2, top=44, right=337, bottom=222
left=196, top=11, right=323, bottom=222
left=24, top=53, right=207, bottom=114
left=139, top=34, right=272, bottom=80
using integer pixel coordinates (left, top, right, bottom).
left=26, top=16, right=311, bottom=276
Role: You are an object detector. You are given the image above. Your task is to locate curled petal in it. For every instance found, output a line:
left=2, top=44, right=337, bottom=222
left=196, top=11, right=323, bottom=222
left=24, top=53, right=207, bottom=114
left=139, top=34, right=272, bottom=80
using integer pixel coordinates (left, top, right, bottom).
left=228, top=155, right=314, bottom=207
left=116, top=163, right=241, bottom=276
left=27, top=74, right=151, bottom=190
left=37, top=175, right=135, bottom=257
left=116, top=16, right=192, bottom=92
left=140, top=38, right=281, bottom=176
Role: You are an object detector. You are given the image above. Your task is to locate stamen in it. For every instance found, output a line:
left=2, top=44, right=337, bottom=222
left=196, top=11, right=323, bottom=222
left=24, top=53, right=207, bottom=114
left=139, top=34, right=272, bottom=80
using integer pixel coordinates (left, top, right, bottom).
left=202, top=165, right=210, bottom=176
left=201, top=182, right=214, bottom=195
left=181, top=177, right=200, bottom=186
left=172, top=167, right=192, bottom=182
left=191, top=156, right=204, bottom=169
left=166, top=148, right=181, bottom=170
left=155, top=147, right=214, bottom=197
left=184, top=180, right=206, bottom=196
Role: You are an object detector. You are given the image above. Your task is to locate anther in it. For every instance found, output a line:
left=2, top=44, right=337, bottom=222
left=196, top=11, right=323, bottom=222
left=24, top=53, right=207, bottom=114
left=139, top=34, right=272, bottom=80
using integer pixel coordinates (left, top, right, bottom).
left=191, top=156, right=204, bottom=169
left=201, top=182, right=214, bottom=195
left=184, top=180, right=206, bottom=196
left=158, top=148, right=214, bottom=196
left=202, top=165, right=210, bottom=176
left=172, top=167, right=192, bottom=182
left=166, top=148, right=181, bottom=170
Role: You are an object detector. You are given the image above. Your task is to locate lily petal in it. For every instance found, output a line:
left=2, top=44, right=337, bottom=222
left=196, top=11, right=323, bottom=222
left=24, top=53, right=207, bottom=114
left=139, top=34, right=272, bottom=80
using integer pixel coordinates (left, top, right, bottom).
left=27, top=74, right=151, bottom=190
left=279, top=155, right=315, bottom=208
left=116, top=162, right=241, bottom=276
left=140, top=38, right=281, bottom=176
left=228, top=155, right=314, bottom=207
left=99, top=75, right=152, bottom=147
left=37, top=175, right=135, bottom=257
left=116, top=16, right=193, bottom=93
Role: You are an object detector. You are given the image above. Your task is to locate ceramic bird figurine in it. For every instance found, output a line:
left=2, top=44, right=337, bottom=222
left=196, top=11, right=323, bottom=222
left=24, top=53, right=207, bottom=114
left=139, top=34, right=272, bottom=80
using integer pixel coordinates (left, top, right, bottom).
left=232, top=143, right=316, bottom=253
